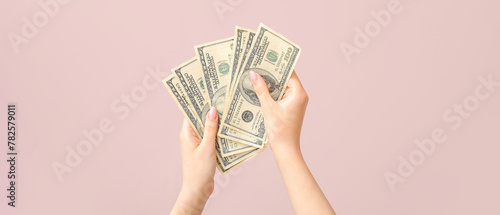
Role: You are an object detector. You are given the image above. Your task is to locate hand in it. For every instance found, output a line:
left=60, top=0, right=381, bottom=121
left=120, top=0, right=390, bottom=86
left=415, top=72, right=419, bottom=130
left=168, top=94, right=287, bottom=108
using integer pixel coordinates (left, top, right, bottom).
left=250, top=70, right=309, bottom=152
left=170, top=107, right=218, bottom=215
left=250, top=70, right=335, bottom=214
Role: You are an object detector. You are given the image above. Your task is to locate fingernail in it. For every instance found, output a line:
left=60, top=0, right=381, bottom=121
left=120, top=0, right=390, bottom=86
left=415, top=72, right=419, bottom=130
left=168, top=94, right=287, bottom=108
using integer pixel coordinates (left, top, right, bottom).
left=249, top=71, right=258, bottom=84
left=208, top=107, right=217, bottom=120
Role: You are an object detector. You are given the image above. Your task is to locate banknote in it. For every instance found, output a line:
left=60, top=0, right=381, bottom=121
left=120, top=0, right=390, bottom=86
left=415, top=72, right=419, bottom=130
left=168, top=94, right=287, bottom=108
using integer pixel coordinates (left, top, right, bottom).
left=163, top=74, right=204, bottom=138
left=221, top=138, right=255, bottom=156
left=220, top=23, right=301, bottom=140
left=195, top=37, right=264, bottom=149
left=172, top=57, right=211, bottom=125
left=164, top=74, right=255, bottom=171
left=218, top=128, right=265, bottom=147
left=195, top=37, right=234, bottom=116
left=219, top=132, right=260, bottom=155
left=222, top=26, right=256, bottom=122
left=218, top=27, right=263, bottom=146
left=164, top=23, right=301, bottom=173
left=227, top=27, right=256, bottom=96
left=216, top=140, right=264, bottom=174
left=172, top=58, right=256, bottom=156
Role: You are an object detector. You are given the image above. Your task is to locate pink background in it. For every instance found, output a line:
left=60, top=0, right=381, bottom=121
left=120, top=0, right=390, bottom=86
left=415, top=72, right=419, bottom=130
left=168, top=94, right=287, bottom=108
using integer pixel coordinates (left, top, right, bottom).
left=1, top=0, right=500, bottom=214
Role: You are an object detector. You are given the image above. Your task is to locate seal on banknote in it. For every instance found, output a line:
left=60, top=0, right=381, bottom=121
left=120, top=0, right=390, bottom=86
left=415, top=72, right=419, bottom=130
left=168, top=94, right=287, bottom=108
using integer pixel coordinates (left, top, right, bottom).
left=241, top=110, right=253, bottom=122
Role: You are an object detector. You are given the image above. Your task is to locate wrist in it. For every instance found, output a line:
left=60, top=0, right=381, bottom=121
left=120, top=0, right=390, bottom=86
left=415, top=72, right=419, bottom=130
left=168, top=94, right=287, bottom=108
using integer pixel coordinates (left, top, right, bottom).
left=271, top=140, right=302, bottom=158
left=171, top=187, right=207, bottom=215
left=179, top=185, right=210, bottom=209
left=271, top=140, right=308, bottom=180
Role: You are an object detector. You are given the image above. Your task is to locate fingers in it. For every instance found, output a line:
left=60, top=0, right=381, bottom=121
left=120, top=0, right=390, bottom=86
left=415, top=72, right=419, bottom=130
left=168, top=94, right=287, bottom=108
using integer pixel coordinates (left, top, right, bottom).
left=287, top=71, right=309, bottom=104
left=181, top=119, right=199, bottom=139
left=199, top=107, right=218, bottom=151
left=250, top=71, right=276, bottom=110
left=281, top=86, right=291, bottom=100
left=180, top=119, right=200, bottom=151
left=287, top=71, right=305, bottom=91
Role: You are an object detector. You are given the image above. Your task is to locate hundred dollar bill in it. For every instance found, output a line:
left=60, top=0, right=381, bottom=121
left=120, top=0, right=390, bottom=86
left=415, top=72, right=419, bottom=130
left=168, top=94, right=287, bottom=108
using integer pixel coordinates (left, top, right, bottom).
left=172, top=57, right=210, bottom=125
left=195, top=37, right=263, bottom=149
left=221, top=23, right=301, bottom=140
left=216, top=140, right=264, bottom=174
left=163, top=74, right=255, bottom=172
left=219, top=133, right=258, bottom=156
left=163, top=74, right=204, bottom=138
left=218, top=27, right=262, bottom=146
left=220, top=137, right=255, bottom=157
left=195, top=37, right=234, bottom=116
left=172, top=57, right=255, bottom=156
left=227, top=26, right=256, bottom=95
left=218, top=129, right=265, bottom=147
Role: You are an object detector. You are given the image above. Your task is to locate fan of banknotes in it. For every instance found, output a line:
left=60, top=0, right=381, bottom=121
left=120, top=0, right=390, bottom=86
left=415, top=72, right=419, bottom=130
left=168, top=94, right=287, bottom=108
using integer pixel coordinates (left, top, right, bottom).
left=163, top=23, right=301, bottom=174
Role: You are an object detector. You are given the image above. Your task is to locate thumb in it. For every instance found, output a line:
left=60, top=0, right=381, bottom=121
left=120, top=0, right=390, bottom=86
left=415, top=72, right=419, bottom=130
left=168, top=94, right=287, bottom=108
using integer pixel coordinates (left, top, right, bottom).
left=250, top=71, right=275, bottom=110
left=200, top=107, right=218, bottom=150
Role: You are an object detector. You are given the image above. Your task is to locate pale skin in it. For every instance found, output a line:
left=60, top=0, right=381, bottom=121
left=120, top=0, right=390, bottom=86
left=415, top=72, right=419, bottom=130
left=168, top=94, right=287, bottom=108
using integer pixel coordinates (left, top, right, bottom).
left=170, top=71, right=335, bottom=215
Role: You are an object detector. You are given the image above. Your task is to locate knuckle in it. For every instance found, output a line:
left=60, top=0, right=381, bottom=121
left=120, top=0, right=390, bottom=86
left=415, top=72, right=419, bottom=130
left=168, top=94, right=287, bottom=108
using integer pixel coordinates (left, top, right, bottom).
left=207, top=182, right=215, bottom=194
left=297, top=91, right=309, bottom=105
left=254, top=85, right=267, bottom=97
left=205, top=122, right=218, bottom=133
left=303, top=92, right=309, bottom=104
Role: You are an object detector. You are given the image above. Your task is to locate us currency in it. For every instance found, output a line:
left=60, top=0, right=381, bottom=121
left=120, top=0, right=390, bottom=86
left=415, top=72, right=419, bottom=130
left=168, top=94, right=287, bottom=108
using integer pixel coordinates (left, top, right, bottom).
left=172, top=58, right=255, bottom=156
left=195, top=37, right=234, bottom=116
left=163, top=75, right=254, bottom=171
left=218, top=128, right=265, bottom=147
left=195, top=37, right=264, bottom=149
left=221, top=138, right=255, bottom=156
left=218, top=27, right=265, bottom=147
left=220, top=23, right=301, bottom=140
left=216, top=139, right=265, bottom=174
left=227, top=26, right=256, bottom=96
left=162, top=74, right=204, bottom=138
left=172, top=57, right=210, bottom=126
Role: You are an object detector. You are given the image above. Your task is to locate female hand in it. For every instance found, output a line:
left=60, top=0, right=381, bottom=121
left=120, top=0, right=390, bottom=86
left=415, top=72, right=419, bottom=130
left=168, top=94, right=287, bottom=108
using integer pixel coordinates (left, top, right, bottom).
left=250, top=70, right=309, bottom=152
left=250, top=70, right=335, bottom=215
left=170, top=107, right=218, bottom=215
